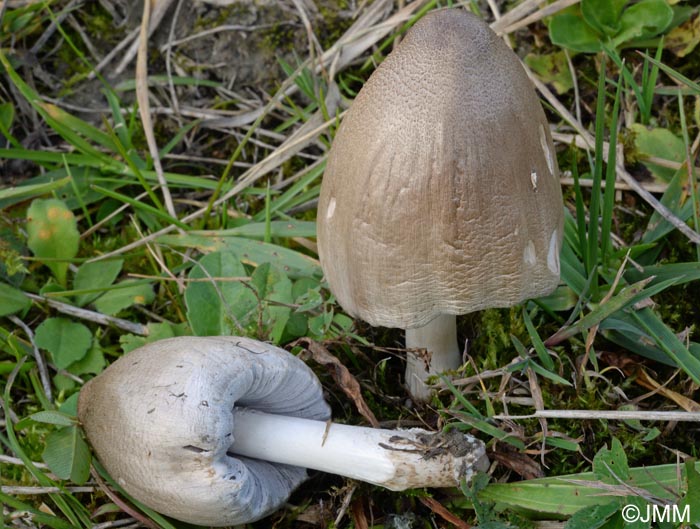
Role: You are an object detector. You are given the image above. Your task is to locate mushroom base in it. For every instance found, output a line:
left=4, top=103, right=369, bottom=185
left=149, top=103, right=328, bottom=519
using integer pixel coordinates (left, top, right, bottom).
left=405, top=314, right=461, bottom=401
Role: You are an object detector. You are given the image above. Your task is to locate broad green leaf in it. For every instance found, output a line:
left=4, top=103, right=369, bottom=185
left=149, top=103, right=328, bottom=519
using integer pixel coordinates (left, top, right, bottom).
left=549, top=12, right=604, bottom=53
left=42, top=425, right=91, bottom=484
left=73, top=259, right=123, bottom=306
left=630, top=124, right=685, bottom=183
left=295, top=287, right=324, bottom=312
left=679, top=460, right=700, bottom=523
left=581, top=0, right=627, bottom=36
left=565, top=502, right=620, bottom=529
left=524, top=52, right=574, bottom=94
left=593, top=438, right=630, bottom=481
left=28, top=410, right=75, bottom=427
left=67, top=341, right=105, bottom=375
left=250, top=262, right=293, bottom=344
left=283, top=312, right=308, bottom=339
left=613, top=0, right=673, bottom=46
left=184, top=250, right=257, bottom=336
left=0, top=282, right=30, bottom=316
left=479, top=462, right=700, bottom=516
left=59, top=392, right=80, bottom=416
left=34, top=318, right=92, bottom=369
left=94, top=280, right=155, bottom=316
left=26, top=198, right=80, bottom=286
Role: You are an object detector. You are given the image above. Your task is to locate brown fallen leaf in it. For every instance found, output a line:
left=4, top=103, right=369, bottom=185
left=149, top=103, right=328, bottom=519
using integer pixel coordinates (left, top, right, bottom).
left=293, top=338, right=379, bottom=427
left=418, top=496, right=472, bottom=529
left=350, top=498, right=369, bottom=529
left=602, top=351, right=700, bottom=412
left=492, top=449, right=544, bottom=480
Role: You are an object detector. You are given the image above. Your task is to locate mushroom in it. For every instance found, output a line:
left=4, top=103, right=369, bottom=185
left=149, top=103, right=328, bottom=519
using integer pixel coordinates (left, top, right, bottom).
left=316, top=9, right=564, bottom=401
left=78, top=336, right=488, bottom=526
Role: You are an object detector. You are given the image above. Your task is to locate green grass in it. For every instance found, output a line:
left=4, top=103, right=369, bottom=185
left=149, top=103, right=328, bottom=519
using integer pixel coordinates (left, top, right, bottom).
left=1, top=1, right=700, bottom=528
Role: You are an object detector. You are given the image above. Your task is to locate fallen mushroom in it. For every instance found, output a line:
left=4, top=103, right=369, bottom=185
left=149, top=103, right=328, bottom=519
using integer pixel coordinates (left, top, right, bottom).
left=317, top=9, right=564, bottom=401
left=78, top=336, right=488, bottom=526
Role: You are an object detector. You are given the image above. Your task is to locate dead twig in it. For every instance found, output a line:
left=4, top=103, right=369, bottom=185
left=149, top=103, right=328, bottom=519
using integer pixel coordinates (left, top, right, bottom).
left=136, top=0, right=176, bottom=219
left=25, top=293, right=149, bottom=336
left=8, top=315, right=52, bottom=401
left=494, top=410, right=700, bottom=422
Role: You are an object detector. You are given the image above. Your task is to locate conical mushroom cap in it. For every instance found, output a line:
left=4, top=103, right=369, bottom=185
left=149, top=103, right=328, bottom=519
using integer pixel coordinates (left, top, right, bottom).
left=317, top=9, right=564, bottom=329
left=78, top=336, right=330, bottom=526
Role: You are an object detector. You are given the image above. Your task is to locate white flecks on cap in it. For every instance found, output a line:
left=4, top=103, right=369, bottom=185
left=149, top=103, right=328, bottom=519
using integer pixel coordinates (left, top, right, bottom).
left=539, top=123, right=554, bottom=176
left=547, top=230, right=560, bottom=275
left=326, top=197, right=336, bottom=220
left=523, top=240, right=537, bottom=266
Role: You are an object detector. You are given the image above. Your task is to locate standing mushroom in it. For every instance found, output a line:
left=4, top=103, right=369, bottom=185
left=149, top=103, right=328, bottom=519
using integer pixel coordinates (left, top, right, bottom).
left=78, top=336, right=488, bottom=526
left=317, top=9, right=564, bottom=401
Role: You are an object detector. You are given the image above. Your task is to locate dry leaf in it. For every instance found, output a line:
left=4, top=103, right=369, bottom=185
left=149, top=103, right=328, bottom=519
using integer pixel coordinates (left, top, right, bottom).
left=418, top=496, right=472, bottom=529
left=294, top=338, right=379, bottom=427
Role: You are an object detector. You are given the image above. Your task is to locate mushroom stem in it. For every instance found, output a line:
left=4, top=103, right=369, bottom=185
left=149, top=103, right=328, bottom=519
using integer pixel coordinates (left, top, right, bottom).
left=230, top=408, right=487, bottom=490
left=404, top=314, right=461, bottom=401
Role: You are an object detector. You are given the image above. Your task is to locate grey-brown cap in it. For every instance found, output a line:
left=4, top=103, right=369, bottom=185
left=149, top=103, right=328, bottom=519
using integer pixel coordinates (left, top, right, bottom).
left=317, top=9, right=564, bottom=329
left=78, top=336, right=330, bottom=526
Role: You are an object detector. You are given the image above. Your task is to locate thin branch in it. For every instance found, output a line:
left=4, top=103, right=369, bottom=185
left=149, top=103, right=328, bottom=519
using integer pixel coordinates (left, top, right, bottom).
left=1, top=486, right=94, bottom=494
left=25, top=293, right=149, bottom=336
left=136, top=0, right=176, bottom=218
left=8, top=315, right=53, bottom=401
left=494, top=410, right=700, bottom=422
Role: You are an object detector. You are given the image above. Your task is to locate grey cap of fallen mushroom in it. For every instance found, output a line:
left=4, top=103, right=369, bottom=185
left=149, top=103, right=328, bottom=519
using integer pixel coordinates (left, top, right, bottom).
left=78, top=336, right=331, bottom=526
left=317, top=9, right=564, bottom=399
left=79, top=336, right=488, bottom=526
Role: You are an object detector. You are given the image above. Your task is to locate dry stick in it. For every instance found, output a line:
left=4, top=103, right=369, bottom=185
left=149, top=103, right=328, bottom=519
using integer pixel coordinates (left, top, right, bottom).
left=526, top=67, right=700, bottom=246
left=88, top=27, right=139, bottom=80
left=159, top=23, right=286, bottom=52
left=81, top=190, right=150, bottom=239
left=25, top=293, right=149, bottom=336
left=490, top=0, right=544, bottom=34
left=8, top=315, right=53, bottom=401
left=112, top=0, right=175, bottom=77
left=0, top=454, right=48, bottom=468
left=165, top=0, right=186, bottom=123
left=136, top=0, right=176, bottom=219
left=498, top=0, right=580, bottom=35
left=92, top=520, right=140, bottom=529
left=1, top=486, right=94, bottom=494
left=494, top=410, right=700, bottom=422
left=29, top=0, right=80, bottom=55
left=616, top=154, right=700, bottom=245
left=559, top=176, right=668, bottom=194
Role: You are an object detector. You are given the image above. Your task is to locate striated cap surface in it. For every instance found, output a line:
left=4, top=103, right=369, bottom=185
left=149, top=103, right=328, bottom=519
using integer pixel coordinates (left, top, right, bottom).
left=78, top=336, right=330, bottom=526
left=317, top=9, right=564, bottom=329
